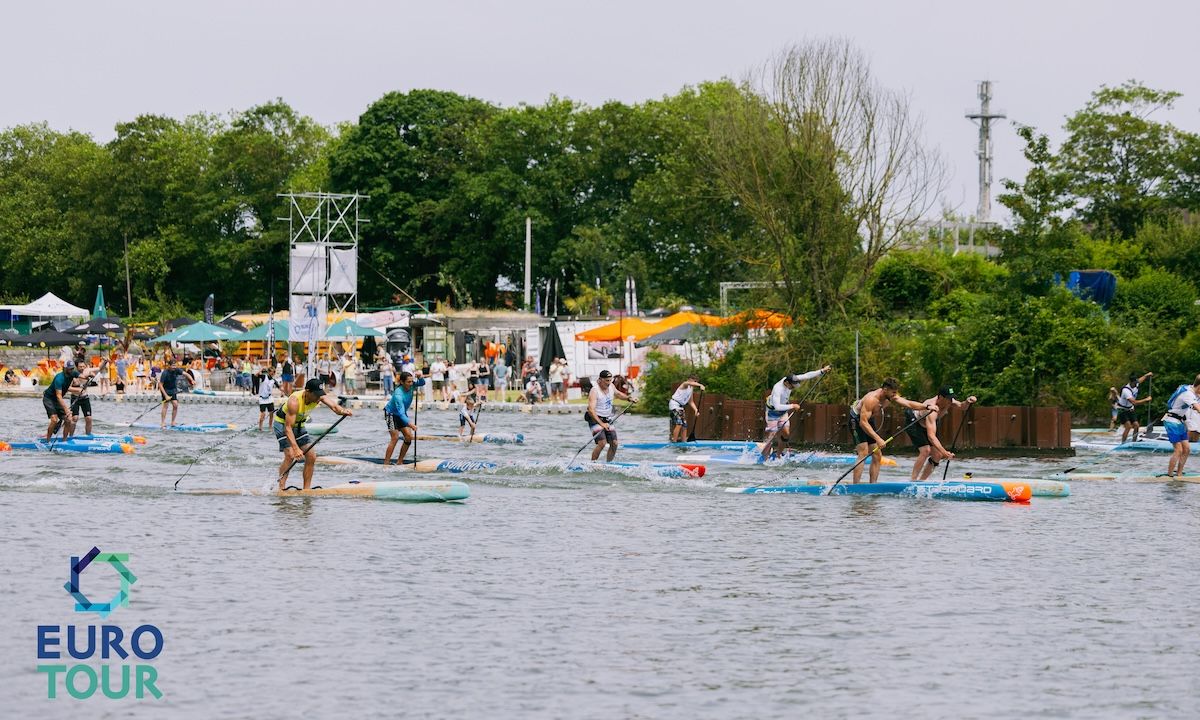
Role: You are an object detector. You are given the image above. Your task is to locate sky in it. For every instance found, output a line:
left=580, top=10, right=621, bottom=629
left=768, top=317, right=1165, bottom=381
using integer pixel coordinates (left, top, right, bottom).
left=6, top=0, right=1199, bottom=224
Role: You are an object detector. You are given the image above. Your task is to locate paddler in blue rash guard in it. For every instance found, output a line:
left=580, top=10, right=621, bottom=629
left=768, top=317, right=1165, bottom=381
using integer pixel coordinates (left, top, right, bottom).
left=274, top=378, right=353, bottom=490
left=383, top=370, right=426, bottom=466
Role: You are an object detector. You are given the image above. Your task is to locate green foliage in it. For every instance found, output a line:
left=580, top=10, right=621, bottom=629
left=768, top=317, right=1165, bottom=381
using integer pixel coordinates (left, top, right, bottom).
left=1111, top=268, right=1198, bottom=325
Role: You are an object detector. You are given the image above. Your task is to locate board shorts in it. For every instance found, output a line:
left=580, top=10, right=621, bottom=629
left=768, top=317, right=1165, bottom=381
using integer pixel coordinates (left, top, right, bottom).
left=848, top=410, right=877, bottom=446
left=72, top=396, right=92, bottom=417
left=259, top=402, right=275, bottom=413
left=384, top=411, right=410, bottom=432
left=43, top=395, right=68, bottom=419
left=1116, top=408, right=1139, bottom=425
left=764, top=410, right=788, bottom=435
left=585, top=412, right=617, bottom=444
left=1164, top=417, right=1188, bottom=444
left=163, top=392, right=178, bottom=403
left=904, top=409, right=931, bottom=448
left=273, top=421, right=311, bottom=452
left=670, top=407, right=687, bottom=428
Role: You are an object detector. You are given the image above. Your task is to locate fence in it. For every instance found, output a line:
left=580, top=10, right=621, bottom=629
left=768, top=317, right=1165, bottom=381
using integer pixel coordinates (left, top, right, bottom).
left=690, top=394, right=1071, bottom=452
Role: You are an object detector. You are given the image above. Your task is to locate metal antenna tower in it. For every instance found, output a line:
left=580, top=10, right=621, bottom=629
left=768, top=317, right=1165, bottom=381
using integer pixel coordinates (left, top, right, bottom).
left=965, top=81, right=1006, bottom=223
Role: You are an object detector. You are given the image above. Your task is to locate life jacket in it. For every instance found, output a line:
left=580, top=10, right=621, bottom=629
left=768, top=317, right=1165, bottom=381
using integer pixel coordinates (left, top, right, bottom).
left=274, top=389, right=320, bottom=425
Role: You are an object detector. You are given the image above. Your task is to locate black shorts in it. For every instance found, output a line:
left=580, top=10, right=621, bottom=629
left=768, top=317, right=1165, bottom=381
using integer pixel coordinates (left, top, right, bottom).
left=259, top=402, right=275, bottom=413
left=163, top=393, right=178, bottom=404
left=586, top=413, right=617, bottom=444
left=1116, top=408, right=1139, bottom=425
left=849, top=411, right=877, bottom=446
left=43, top=395, right=67, bottom=419
left=904, top=409, right=930, bottom=448
left=384, top=412, right=410, bottom=432
left=72, top=396, right=92, bottom=418
left=273, top=422, right=311, bottom=452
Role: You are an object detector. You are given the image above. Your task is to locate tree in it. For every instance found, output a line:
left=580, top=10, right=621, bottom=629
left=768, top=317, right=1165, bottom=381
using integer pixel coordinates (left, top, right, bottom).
left=706, top=39, right=946, bottom=318
left=1058, top=81, right=1190, bottom=238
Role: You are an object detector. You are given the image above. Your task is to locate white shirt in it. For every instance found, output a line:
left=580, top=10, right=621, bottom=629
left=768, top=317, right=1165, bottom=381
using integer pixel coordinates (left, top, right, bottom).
left=1117, top=384, right=1138, bottom=410
left=669, top=384, right=694, bottom=411
left=259, top=376, right=276, bottom=401
left=430, top=361, right=445, bottom=381
left=590, top=385, right=615, bottom=418
left=1168, top=387, right=1199, bottom=416
left=549, top=364, right=563, bottom=383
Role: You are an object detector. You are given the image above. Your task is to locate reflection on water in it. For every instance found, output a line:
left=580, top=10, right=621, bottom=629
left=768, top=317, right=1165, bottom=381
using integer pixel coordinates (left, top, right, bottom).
left=0, top=397, right=1198, bottom=719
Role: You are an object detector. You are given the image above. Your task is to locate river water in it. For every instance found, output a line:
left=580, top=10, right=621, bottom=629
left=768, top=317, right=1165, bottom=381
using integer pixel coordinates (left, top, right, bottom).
left=1, top=396, right=1197, bottom=719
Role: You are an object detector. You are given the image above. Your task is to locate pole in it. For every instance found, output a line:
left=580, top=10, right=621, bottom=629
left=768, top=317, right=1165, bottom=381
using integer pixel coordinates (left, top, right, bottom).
left=124, top=235, right=134, bottom=317
left=524, top=217, right=532, bottom=311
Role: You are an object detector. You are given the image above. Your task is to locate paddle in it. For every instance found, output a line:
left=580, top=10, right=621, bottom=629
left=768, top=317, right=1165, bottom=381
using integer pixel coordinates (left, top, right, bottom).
left=821, top=408, right=935, bottom=496
left=760, top=372, right=826, bottom=460
left=940, top=400, right=976, bottom=483
left=1144, top=376, right=1153, bottom=433
left=569, top=401, right=634, bottom=465
left=468, top=399, right=484, bottom=443
left=413, top=380, right=419, bottom=463
left=685, top=388, right=703, bottom=443
left=274, top=413, right=349, bottom=490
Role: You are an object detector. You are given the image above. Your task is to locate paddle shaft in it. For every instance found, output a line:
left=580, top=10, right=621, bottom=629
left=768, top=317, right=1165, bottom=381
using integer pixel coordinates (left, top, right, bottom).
left=685, top=388, right=703, bottom=443
left=570, top=402, right=633, bottom=464
left=940, top=400, right=975, bottom=483
left=824, top=408, right=934, bottom=495
left=276, top=413, right=349, bottom=486
left=468, top=398, right=484, bottom=443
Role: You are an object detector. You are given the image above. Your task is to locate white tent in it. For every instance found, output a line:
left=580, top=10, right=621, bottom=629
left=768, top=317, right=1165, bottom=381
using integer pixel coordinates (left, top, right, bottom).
left=11, top=292, right=89, bottom=318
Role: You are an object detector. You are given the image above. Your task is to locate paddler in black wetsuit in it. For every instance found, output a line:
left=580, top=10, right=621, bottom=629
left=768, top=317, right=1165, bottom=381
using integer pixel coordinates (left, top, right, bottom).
left=849, top=378, right=937, bottom=484
left=42, top=360, right=81, bottom=441
left=65, top=363, right=100, bottom=438
left=274, top=378, right=353, bottom=490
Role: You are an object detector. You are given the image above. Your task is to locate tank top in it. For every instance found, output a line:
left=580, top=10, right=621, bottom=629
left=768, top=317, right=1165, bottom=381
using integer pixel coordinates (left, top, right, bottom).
left=669, top=385, right=693, bottom=410
left=591, top=385, right=615, bottom=418
left=274, top=389, right=319, bottom=425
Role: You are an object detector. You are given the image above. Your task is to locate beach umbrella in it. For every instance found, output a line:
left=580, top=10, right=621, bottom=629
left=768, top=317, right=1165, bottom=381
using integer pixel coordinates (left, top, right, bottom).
left=324, top=319, right=384, bottom=340
left=634, top=322, right=711, bottom=347
left=240, top=320, right=289, bottom=342
left=17, top=328, right=80, bottom=347
left=538, top=320, right=567, bottom=378
left=67, top=317, right=126, bottom=335
left=150, top=321, right=243, bottom=343
left=92, top=286, right=107, bottom=319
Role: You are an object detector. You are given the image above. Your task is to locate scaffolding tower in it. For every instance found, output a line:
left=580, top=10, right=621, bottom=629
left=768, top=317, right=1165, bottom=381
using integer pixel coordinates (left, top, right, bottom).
left=279, top=191, right=368, bottom=376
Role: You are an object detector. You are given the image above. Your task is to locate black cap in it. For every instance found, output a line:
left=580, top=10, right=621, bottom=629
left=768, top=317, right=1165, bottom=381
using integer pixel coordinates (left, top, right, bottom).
left=598, top=370, right=613, bottom=379
left=303, top=378, right=325, bottom=397
left=938, top=386, right=956, bottom=399
left=1128, top=373, right=1138, bottom=383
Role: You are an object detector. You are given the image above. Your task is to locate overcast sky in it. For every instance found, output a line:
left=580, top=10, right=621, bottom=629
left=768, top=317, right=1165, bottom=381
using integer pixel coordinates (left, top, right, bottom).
left=6, top=0, right=1199, bottom=223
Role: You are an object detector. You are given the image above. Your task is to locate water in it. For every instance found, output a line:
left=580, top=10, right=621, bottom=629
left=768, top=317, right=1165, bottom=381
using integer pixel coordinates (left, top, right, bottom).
left=2, top=397, right=1198, bottom=718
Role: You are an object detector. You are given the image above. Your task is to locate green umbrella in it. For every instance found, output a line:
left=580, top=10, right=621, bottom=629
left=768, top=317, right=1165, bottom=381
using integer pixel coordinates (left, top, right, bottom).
left=150, top=321, right=243, bottom=343
left=92, top=285, right=107, bottom=319
left=240, top=320, right=290, bottom=341
left=324, top=319, right=384, bottom=340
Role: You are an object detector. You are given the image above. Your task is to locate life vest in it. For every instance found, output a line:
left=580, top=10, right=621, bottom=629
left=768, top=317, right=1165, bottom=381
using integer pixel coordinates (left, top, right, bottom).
left=274, top=389, right=320, bottom=425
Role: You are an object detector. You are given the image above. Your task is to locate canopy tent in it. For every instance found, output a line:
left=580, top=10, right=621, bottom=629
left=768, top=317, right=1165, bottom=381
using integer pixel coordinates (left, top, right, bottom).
left=324, top=319, right=384, bottom=341
left=15, top=328, right=81, bottom=348
left=574, top=311, right=723, bottom=343
left=726, top=309, right=792, bottom=329
left=150, top=322, right=243, bottom=343
left=538, top=321, right=567, bottom=378
left=92, top=286, right=107, bottom=319
left=634, top=323, right=715, bottom=347
left=239, top=320, right=290, bottom=342
left=10, top=292, right=89, bottom=318
left=67, top=317, right=126, bottom=335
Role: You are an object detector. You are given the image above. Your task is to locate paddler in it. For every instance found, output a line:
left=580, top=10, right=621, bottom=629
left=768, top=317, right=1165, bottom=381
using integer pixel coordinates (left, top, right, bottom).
left=458, top=394, right=479, bottom=440
left=761, top=365, right=831, bottom=460
left=42, top=360, right=81, bottom=441
left=156, top=357, right=192, bottom=428
left=1116, top=371, right=1153, bottom=443
left=1163, top=374, right=1200, bottom=478
left=849, top=378, right=937, bottom=484
left=586, top=369, right=636, bottom=462
left=906, top=386, right=977, bottom=481
left=274, top=378, right=353, bottom=490
left=65, top=364, right=100, bottom=438
left=668, top=374, right=705, bottom=442
left=383, top=370, right=426, bottom=465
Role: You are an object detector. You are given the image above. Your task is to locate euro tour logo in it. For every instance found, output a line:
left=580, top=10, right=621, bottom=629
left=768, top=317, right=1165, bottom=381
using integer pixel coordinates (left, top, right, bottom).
left=36, top=547, right=164, bottom=700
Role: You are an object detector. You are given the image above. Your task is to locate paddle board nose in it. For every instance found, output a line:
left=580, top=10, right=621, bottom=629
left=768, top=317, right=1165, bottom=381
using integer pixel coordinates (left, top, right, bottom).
left=0, top=441, right=10, bottom=452
left=120, top=443, right=134, bottom=454
left=678, top=464, right=706, bottom=478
